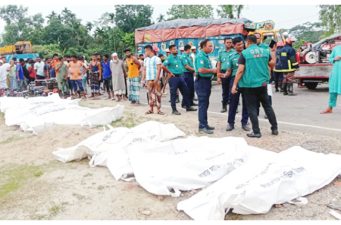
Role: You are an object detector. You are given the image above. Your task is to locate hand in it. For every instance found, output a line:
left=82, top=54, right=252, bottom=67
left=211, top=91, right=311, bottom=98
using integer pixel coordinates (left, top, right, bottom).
left=212, top=68, right=217, bottom=74
left=335, top=56, right=341, bottom=61
left=231, top=84, right=238, bottom=94
left=217, top=78, right=222, bottom=84
left=217, top=73, right=223, bottom=78
left=168, top=73, right=175, bottom=79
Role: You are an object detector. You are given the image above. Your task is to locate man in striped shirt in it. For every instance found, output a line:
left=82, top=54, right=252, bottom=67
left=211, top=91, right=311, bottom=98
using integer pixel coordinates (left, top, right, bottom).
left=142, top=45, right=165, bottom=115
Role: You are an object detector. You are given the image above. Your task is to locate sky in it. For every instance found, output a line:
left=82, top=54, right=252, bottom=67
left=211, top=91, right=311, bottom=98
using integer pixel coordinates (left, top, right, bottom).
left=0, top=3, right=321, bottom=35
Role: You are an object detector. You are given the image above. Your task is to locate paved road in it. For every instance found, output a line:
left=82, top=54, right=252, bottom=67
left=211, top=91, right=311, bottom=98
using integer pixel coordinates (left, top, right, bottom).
left=139, top=83, right=341, bottom=137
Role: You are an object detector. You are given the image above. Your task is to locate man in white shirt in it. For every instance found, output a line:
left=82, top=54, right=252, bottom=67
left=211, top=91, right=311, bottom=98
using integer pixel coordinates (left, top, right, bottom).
left=0, top=58, right=10, bottom=94
left=34, top=57, right=45, bottom=79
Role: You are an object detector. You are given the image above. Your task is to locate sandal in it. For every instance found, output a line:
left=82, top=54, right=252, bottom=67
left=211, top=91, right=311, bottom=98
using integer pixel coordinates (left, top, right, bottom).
left=145, top=110, right=154, bottom=115
left=157, top=111, right=165, bottom=115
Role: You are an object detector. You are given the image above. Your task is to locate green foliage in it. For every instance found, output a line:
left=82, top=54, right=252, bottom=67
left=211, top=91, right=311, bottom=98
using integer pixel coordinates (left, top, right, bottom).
left=0, top=5, right=45, bottom=45
left=114, top=5, right=153, bottom=33
left=32, top=44, right=62, bottom=59
left=167, top=5, right=213, bottom=20
left=217, top=5, right=244, bottom=19
left=319, top=5, right=341, bottom=35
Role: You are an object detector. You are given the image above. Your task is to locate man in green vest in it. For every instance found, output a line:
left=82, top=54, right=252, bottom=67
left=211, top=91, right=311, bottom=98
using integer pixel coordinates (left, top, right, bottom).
left=217, top=37, right=234, bottom=113
left=231, top=35, right=278, bottom=138
left=163, top=45, right=197, bottom=115
left=195, top=39, right=217, bottom=134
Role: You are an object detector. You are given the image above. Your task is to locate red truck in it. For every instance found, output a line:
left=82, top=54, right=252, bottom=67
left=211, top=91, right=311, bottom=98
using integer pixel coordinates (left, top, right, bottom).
left=294, top=33, right=341, bottom=89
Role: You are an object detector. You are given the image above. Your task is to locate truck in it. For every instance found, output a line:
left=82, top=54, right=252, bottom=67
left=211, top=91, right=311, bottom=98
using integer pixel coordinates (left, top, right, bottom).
left=0, top=41, right=39, bottom=62
left=135, top=18, right=281, bottom=67
left=294, top=33, right=341, bottom=89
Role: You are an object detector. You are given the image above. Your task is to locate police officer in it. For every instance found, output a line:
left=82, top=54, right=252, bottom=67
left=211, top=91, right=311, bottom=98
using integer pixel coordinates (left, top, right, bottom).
left=226, top=37, right=250, bottom=132
left=274, top=37, right=299, bottom=95
left=195, top=39, right=217, bottom=134
left=231, top=35, right=278, bottom=138
left=181, top=44, right=196, bottom=107
left=217, top=37, right=234, bottom=113
left=163, top=45, right=197, bottom=115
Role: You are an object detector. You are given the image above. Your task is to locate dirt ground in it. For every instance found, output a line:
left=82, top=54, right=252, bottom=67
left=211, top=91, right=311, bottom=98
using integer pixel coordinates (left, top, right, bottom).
left=0, top=96, right=340, bottom=220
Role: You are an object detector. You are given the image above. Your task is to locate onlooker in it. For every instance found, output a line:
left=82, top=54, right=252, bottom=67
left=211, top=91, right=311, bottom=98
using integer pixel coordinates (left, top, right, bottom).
left=124, top=48, right=141, bottom=104
left=89, top=54, right=101, bottom=97
left=34, top=57, right=45, bottom=80
left=101, top=54, right=113, bottom=100
left=17, top=59, right=25, bottom=91
left=110, top=53, right=127, bottom=101
left=68, top=55, right=85, bottom=99
left=8, top=59, right=17, bottom=91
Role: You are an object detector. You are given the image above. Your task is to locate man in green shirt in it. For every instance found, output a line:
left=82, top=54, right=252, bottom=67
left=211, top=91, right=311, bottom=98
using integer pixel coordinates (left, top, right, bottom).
left=181, top=44, right=196, bottom=107
left=226, top=37, right=250, bottom=132
left=195, top=39, right=217, bottom=134
left=217, top=37, right=234, bottom=113
left=232, top=35, right=278, bottom=138
left=163, top=44, right=197, bottom=115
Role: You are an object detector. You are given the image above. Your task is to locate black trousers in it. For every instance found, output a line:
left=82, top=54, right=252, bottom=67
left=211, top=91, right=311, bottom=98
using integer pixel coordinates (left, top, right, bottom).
left=241, top=86, right=278, bottom=134
left=221, top=76, right=231, bottom=106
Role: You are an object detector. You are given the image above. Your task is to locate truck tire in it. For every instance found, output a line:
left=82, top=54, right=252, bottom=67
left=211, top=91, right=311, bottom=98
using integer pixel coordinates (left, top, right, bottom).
left=305, top=82, right=318, bottom=90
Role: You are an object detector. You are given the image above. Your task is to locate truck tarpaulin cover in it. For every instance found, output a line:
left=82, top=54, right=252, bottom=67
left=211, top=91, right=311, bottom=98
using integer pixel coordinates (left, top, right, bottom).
left=135, top=18, right=251, bottom=44
left=0, top=94, right=124, bottom=134
left=53, top=121, right=341, bottom=220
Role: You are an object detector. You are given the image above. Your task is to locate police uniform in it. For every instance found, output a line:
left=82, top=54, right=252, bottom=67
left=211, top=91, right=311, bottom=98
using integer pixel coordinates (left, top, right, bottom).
left=163, top=54, right=191, bottom=112
left=218, top=48, right=235, bottom=108
left=238, top=44, right=278, bottom=136
left=226, top=51, right=249, bottom=129
left=181, top=52, right=195, bottom=106
left=273, top=44, right=299, bottom=95
left=195, top=50, right=214, bottom=129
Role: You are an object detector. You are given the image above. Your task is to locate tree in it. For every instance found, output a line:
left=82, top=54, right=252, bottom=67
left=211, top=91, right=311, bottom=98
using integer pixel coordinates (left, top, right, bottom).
left=167, top=5, right=213, bottom=20
left=217, top=5, right=244, bottom=19
left=319, top=5, right=341, bottom=35
left=42, top=8, right=92, bottom=53
left=0, top=5, right=45, bottom=44
left=114, top=5, right=153, bottom=33
left=157, top=14, right=166, bottom=22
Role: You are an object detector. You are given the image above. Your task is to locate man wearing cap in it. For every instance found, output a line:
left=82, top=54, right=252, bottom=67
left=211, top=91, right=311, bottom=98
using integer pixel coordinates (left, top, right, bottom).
left=163, top=45, right=197, bottom=115
left=274, top=37, right=299, bottom=95
left=217, top=37, right=234, bottom=113
left=231, top=35, right=278, bottom=138
left=195, top=39, right=217, bottom=134
left=181, top=44, right=196, bottom=107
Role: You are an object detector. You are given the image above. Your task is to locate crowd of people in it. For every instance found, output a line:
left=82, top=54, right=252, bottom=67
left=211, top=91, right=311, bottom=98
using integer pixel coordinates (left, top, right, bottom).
left=0, top=51, right=144, bottom=104
left=2, top=33, right=333, bottom=139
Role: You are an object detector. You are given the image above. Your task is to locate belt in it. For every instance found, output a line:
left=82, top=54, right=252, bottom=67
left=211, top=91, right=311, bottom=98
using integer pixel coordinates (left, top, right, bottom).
left=173, top=74, right=182, bottom=77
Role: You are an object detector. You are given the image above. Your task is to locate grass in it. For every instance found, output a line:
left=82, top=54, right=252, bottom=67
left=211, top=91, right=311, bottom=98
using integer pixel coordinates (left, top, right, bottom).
left=0, top=135, right=25, bottom=145
left=111, top=112, right=142, bottom=128
left=48, top=204, right=63, bottom=217
left=0, top=164, right=44, bottom=199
